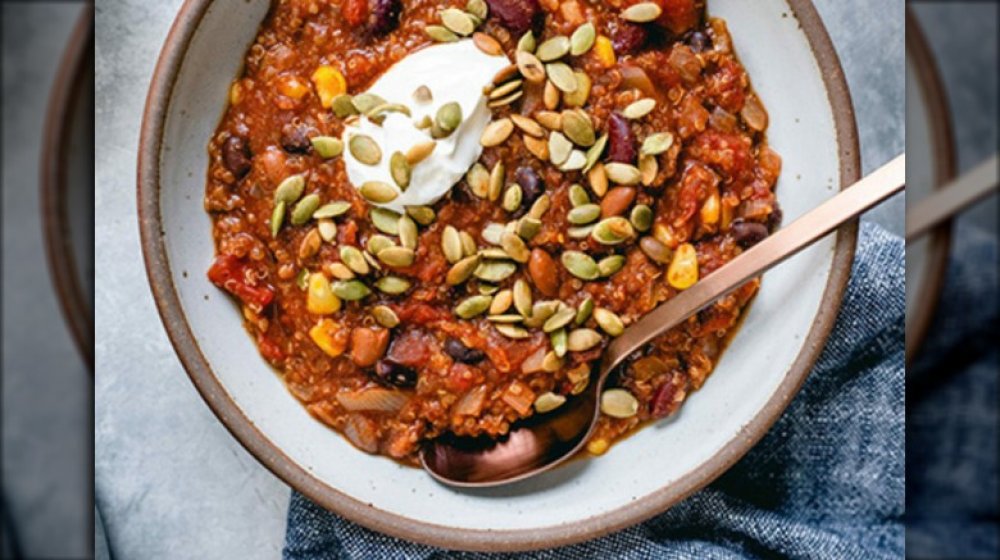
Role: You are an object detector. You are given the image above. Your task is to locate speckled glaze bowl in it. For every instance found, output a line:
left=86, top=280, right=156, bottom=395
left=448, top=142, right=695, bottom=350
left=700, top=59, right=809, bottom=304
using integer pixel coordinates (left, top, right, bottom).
left=138, top=0, right=858, bottom=551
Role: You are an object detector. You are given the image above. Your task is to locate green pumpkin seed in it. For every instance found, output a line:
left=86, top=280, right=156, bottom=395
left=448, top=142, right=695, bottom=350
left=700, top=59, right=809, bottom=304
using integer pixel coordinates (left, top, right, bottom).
left=584, top=134, right=608, bottom=173
left=441, top=8, right=475, bottom=36
left=490, top=289, right=513, bottom=314
left=563, top=72, right=591, bottom=107
left=367, top=103, right=412, bottom=124
left=536, top=36, right=570, bottom=61
left=479, top=247, right=512, bottom=260
left=318, top=219, right=336, bottom=242
left=510, top=114, right=544, bottom=138
left=639, top=236, right=671, bottom=264
left=313, top=201, right=352, bottom=219
left=561, top=251, right=599, bottom=280
left=567, top=224, right=595, bottom=239
left=349, top=135, right=382, bottom=165
left=517, top=31, right=536, bottom=53
left=441, top=225, right=464, bottom=264
left=340, top=246, right=370, bottom=275
left=516, top=217, right=542, bottom=240
left=405, top=205, right=436, bottom=225
left=639, top=154, right=658, bottom=186
left=455, top=295, right=492, bottom=319
left=373, top=305, right=400, bottom=328
left=328, top=262, right=355, bottom=280
left=550, top=328, right=568, bottom=357
left=398, top=215, right=418, bottom=249
left=559, top=150, right=587, bottom=171
left=598, top=255, right=626, bottom=276
left=562, top=110, right=595, bottom=147
left=446, top=255, right=481, bottom=285
left=488, top=89, right=523, bottom=109
left=482, top=223, right=505, bottom=245
left=511, top=279, right=532, bottom=316
left=359, top=181, right=398, bottom=203
left=436, top=102, right=463, bottom=132
left=332, top=94, right=358, bottom=118
left=570, top=23, right=596, bottom=55
left=501, top=232, right=530, bottom=263
left=377, top=246, right=415, bottom=267
left=543, top=306, right=576, bottom=333
left=481, top=118, right=514, bottom=147
left=536, top=110, right=562, bottom=130
left=567, top=328, right=602, bottom=352
left=291, top=194, right=321, bottom=225
left=593, top=308, right=625, bottom=336
left=623, top=98, right=657, bottom=120
left=466, top=0, right=489, bottom=20
left=386, top=152, right=411, bottom=191
left=351, top=93, right=387, bottom=114
left=331, top=280, right=371, bottom=301
left=568, top=203, right=601, bottom=225
left=517, top=51, right=548, bottom=85
left=405, top=141, right=436, bottom=166
left=363, top=251, right=382, bottom=272
left=275, top=174, right=306, bottom=204
left=488, top=161, right=505, bottom=201
left=487, top=314, right=523, bottom=323
left=548, top=131, right=573, bottom=166
left=367, top=234, right=395, bottom=255
left=604, top=163, right=641, bottom=185
left=600, top=388, right=639, bottom=418
left=412, top=85, right=433, bottom=104
left=414, top=115, right=434, bottom=130
left=425, top=25, right=459, bottom=42
left=591, top=216, right=636, bottom=245
left=630, top=204, right=653, bottom=232
left=502, top=184, right=523, bottom=213
left=467, top=163, right=490, bottom=198
left=534, top=391, right=566, bottom=413
left=474, top=260, right=517, bottom=282
left=528, top=194, right=551, bottom=220
left=524, top=300, right=559, bottom=328
left=641, top=132, right=675, bottom=156
left=575, top=296, right=594, bottom=325
left=542, top=351, right=564, bottom=372
left=489, top=79, right=523, bottom=100
left=270, top=201, right=286, bottom=237
left=370, top=207, right=401, bottom=235
left=295, top=269, right=310, bottom=291
left=375, top=275, right=411, bottom=295
left=546, top=62, right=577, bottom=93
left=479, top=283, right=500, bottom=295
left=459, top=231, right=478, bottom=256
left=568, top=184, right=590, bottom=207
left=311, top=137, right=343, bottom=159
left=495, top=324, right=530, bottom=339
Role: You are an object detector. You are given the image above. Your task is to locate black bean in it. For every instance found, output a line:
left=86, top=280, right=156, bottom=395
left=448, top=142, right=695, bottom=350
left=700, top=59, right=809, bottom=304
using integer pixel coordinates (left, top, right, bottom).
left=373, top=359, right=417, bottom=388
left=222, top=136, right=252, bottom=178
left=486, top=0, right=541, bottom=35
left=280, top=123, right=313, bottom=154
left=767, top=203, right=783, bottom=231
left=515, top=167, right=544, bottom=204
left=606, top=113, right=637, bottom=164
left=369, top=0, right=402, bottom=36
left=731, top=220, right=769, bottom=248
left=444, top=337, right=485, bottom=364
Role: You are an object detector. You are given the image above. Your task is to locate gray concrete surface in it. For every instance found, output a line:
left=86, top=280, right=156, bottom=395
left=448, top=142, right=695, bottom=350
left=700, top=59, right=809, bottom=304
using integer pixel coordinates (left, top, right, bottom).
left=1, top=3, right=91, bottom=558
left=93, top=1, right=904, bottom=558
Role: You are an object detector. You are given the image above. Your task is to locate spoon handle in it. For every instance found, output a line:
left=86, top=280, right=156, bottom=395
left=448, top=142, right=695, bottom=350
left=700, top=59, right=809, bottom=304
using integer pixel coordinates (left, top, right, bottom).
left=605, top=153, right=906, bottom=366
left=906, top=153, right=998, bottom=240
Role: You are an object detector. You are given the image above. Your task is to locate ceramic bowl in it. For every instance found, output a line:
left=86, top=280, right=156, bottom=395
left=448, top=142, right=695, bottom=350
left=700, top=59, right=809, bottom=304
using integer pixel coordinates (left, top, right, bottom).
left=138, top=0, right=858, bottom=550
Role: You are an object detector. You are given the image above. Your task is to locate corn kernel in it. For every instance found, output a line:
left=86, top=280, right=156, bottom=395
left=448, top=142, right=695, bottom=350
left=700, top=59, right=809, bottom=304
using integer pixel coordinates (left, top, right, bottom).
left=700, top=191, right=720, bottom=225
left=277, top=75, right=310, bottom=100
left=307, top=273, right=341, bottom=315
left=309, top=319, right=348, bottom=357
left=586, top=438, right=609, bottom=456
left=653, top=223, right=679, bottom=249
left=594, top=36, right=615, bottom=68
left=667, top=243, right=699, bottom=290
left=229, top=80, right=243, bottom=106
left=311, top=65, right=347, bottom=108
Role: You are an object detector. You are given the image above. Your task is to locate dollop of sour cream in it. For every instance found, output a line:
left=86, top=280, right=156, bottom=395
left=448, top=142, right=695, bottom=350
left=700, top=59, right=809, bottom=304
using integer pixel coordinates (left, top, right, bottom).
left=341, top=40, right=510, bottom=213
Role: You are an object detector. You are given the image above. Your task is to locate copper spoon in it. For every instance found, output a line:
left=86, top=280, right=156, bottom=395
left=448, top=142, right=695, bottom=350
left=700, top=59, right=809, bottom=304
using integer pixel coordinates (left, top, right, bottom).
left=906, top=153, right=998, bottom=240
left=421, top=154, right=906, bottom=487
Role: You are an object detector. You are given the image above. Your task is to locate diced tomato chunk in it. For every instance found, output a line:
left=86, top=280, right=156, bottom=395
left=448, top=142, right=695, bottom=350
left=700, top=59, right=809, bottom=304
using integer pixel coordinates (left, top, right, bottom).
left=342, top=0, right=369, bottom=27
left=258, top=334, right=285, bottom=364
left=207, top=254, right=275, bottom=309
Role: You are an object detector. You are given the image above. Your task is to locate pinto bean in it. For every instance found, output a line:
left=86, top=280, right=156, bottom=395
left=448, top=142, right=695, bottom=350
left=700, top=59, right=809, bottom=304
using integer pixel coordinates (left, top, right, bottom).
left=600, top=187, right=637, bottom=218
left=350, top=327, right=390, bottom=367
left=528, top=248, right=559, bottom=297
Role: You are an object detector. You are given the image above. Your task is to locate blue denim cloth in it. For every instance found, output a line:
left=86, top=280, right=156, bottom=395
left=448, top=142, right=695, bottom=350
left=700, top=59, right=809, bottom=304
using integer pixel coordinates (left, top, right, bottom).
left=285, top=222, right=905, bottom=559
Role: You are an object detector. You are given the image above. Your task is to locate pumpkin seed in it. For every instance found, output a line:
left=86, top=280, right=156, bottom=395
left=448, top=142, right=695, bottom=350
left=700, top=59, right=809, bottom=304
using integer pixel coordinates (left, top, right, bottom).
left=588, top=162, right=608, bottom=196
left=480, top=247, right=511, bottom=260
left=441, top=8, right=475, bottom=36
left=295, top=269, right=310, bottom=290
left=275, top=174, right=306, bottom=204
left=517, top=31, right=536, bottom=53
left=536, top=35, right=570, bottom=61
left=367, top=102, right=411, bottom=124
left=373, top=305, right=400, bottom=328
left=568, top=203, right=601, bottom=225
left=639, top=153, right=658, bottom=186
left=349, top=135, right=382, bottom=165
left=291, top=194, right=321, bottom=225
left=536, top=111, right=562, bottom=130
left=495, top=324, right=530, bottom=339
left=630, top=204, right=653, bottom=232
left=397, top=215, right=418, bottom=249
left=488, top=90, right=523, bottom=108
left=559, top=149, right=587, bottom=171
left=377, top=246, right=416, bottom=267
left=318, top=219, right=337, bottom=242
left=622, top=2, right=663, bottom=22
left=351, top=93, right=387, bottom=114
left=528, top=194, right=551, bottom=219
left=546, top=62, right=577, bottom=93
left=567, top=224, right=595, bottom=239
left=459, top=231, right=478, bottom=256
left=332, top=94, right=358, bottom=118
left=534, top=392, right=566, bottom=414
left=641, top=132, right=674, bottom=156
left=502, top=184, right=523, bottom=213
left=562, top=72, right=591, bottom=107
left=639, top=236, right=671, bottom=264
left=542, top=350, right=563, bottom=372
left=548, top=132, right=573, bottom=165
left=598, top=255, right=626, bottom=276
left=568, top=183, right=590, bottom=207
left=623, top=98, right=657, bottom=120
left=364, top=251, right=382, bottom=272
left=543, top=80, right=560, bottom=110
left=561, top=251, right=599, bottom=280
left=600, top=388, right=639, bottom=418
left=370, top=207, right=401, bottom=235
left=406, top=205, right=436, bottom=226
left=455, top=295, right=492, bottom=319
left=543, top=306, right=576, bottom=333
left=436, top=102, right=463, bottom=132
left=425, top=25, right=459, bottom=42
left=311, top=136, right=343, bottom=159
left=501, top=232, right=529, bottom=263
left=488, top=314, right=523, bottom=323
left=389, top=152, right=411, bottom=190
left=516, top=217, right=542, bottom=240
left=474, top=260, right=517, bottom=282
left=367, top=234, right=395, bottom=255
left=359, top=181, right=398, bottom=204
left=481, top=118, right=514, bottom=147
left=375, top=275, right=411, bottom=295
left=510, top=114, right=544, bottom=138
left=414, top=115, right=434, bottom=129
left=412, top=85, right=433, bottom=104
left=550, top=328, right=568, bottom=357
left=604, top=163, right=642, bottom=185
left=446, top=255, right=481, bottom=285
left=331, top=279, right=371, bottom=301
left=575, top=296, right=594, bottom=325
left=466, top=0, right=489, bottom=20
left=328, top=262, right=355, bottom=280
left=489, top=79, right=523, bottom=100
left=516, top=50, right=546, bottom=83
left=270, top=201, right=286, bottom=237
left=467, top=163, right=490, bottom=198
left=591, top=216, right=636, bottom=245
left=441, top=225, right=464, bottom=263
left=488, top=161, right=505, bottom=201
left=524, top=134, right=549, bottom=160
left=567, top=328, right=602, bottom=352
left=490, top=289, right=513, bottom=314
left=405, top=141, right=436, bottom=165
left=492, top=64, right=520, bottom=85
left=570, top=23, right=596, bottom=55
left=593, top=308, right=625, bottom=336
left=479, top=283, right=500, bottom=295
left=510, top=279, right=531, bottom=316
left=340, top=246, right=370, bottom=275
left=481, top=223, right=505, bottom=245
left=524, top=300, right=559, bottom=328
left=313, top=201, right=352, bottom=219
left=561, top=110, right=595, bottom=147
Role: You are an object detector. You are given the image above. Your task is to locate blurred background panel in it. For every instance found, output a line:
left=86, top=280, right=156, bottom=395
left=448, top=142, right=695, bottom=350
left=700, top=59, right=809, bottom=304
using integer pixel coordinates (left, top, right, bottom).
left=1, top=1, right=92, bottom=558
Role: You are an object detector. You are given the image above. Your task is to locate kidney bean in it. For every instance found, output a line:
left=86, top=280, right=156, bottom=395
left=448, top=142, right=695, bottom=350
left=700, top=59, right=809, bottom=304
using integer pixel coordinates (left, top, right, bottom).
left=528, top=248, right=559, bottom=297
left=222, top=136, right=252, bottom=178
left=486, top=0, right=541, bottom=35
left=350, top=327, right=390, bottom=367
left=611, top=21, right=648, bottom=55
left=606, top=113, right=637, bottom=164
left=280, top=122, right=313, bottom=154
left=373, top=359, right=417, bottom=388
left=443, top=338, right=486, bottom=364
left=515, top=166, right=544, bottom=204
left=651, top=379, right=680, bottom=418
left=731, top=220, right=769, bottom=248
left=369, top=0, right=402, bottom=36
